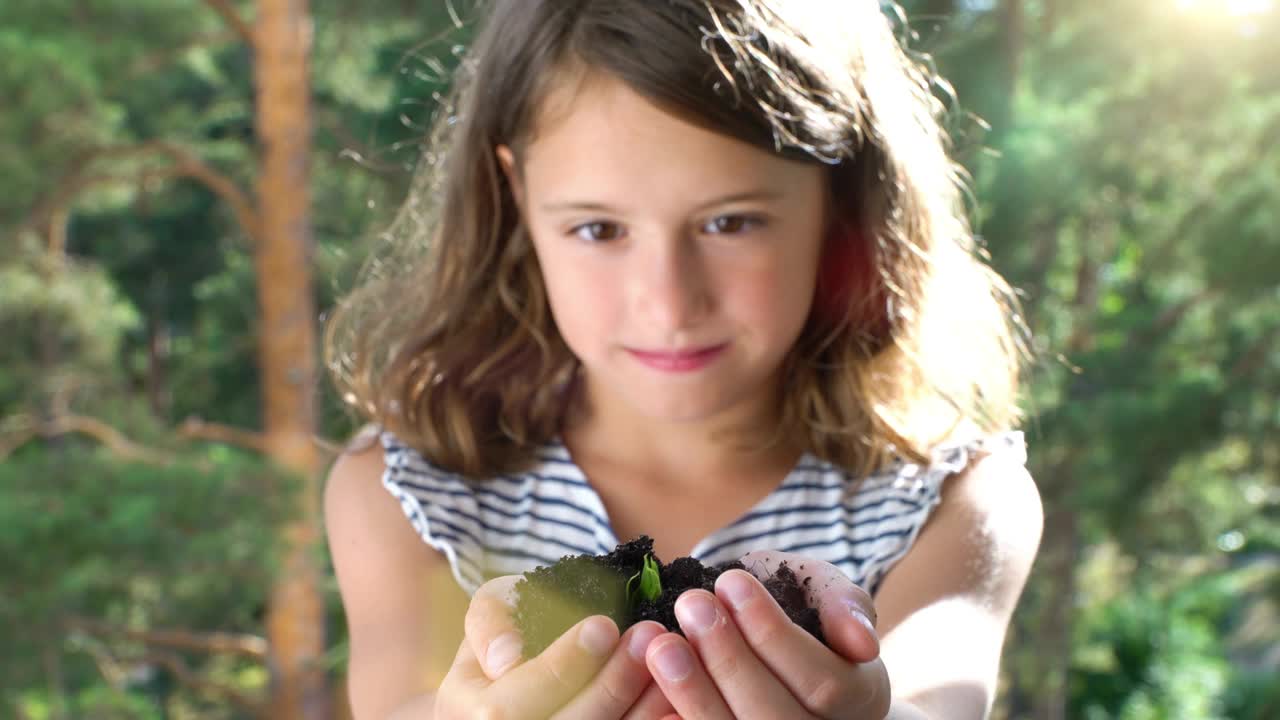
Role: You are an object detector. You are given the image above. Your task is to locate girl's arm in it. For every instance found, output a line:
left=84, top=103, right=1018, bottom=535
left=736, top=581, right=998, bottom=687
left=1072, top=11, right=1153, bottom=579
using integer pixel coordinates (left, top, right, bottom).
left=325, top=438, right=466, bottom=719
left=327, top=440, right=678, bottom=720
left=875, top=449, right=1044, bottom=719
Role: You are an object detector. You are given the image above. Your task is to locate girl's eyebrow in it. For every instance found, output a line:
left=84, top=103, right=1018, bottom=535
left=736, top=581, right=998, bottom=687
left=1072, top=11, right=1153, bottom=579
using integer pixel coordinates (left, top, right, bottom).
left=539, top=189, right=784, bottom=214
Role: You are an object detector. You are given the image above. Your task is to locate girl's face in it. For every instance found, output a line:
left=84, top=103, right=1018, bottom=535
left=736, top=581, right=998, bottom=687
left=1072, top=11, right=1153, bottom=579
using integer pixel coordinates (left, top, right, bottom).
left=501, top=72, right=827, bottom=429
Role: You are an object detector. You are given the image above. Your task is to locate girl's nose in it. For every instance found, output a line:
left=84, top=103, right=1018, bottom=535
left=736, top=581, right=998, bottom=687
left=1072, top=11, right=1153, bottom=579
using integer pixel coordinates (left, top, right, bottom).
left=631, top=235, right=712, bottom=333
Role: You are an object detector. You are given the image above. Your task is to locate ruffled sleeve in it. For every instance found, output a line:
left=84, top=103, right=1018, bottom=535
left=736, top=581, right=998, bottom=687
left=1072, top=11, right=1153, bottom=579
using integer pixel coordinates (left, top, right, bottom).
left=857, top=430, right=1027, bottom=594
left=380, top=431, right=487, bottom=594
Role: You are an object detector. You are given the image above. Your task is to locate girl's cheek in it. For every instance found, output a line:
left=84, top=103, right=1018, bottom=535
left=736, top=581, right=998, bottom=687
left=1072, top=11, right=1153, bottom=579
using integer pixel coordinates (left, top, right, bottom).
left=732, top=258, right=806, bottom=307
left=543, top=262, right=621, bottom=328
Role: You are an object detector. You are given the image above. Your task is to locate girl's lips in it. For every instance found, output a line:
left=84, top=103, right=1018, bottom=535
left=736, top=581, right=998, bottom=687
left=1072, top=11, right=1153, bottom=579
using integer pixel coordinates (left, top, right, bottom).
left=627, top=343, right=728, bottom=372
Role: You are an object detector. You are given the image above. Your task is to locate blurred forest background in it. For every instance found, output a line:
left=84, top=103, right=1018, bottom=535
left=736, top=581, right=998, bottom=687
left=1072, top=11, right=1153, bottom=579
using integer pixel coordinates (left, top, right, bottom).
left=1, top=0, right=1276, bottom=718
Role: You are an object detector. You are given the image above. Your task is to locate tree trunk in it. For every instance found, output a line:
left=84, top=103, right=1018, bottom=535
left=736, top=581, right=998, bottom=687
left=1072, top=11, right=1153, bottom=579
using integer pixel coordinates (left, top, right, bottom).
left=1042, top=0, right=1058, bottom=36
left=146, top=279, right=172, bottom=419
left=1020, top=251, right=1100, bottom=720
left=1002, top=0, right=1025, bottom=104
left=1032, top=477, right=1079, bottom=720
left=999, top=454, right=1079, bottom=720
left=43, top=643, right=70, bottom=720
left=252, top=1, right=328, bottom=718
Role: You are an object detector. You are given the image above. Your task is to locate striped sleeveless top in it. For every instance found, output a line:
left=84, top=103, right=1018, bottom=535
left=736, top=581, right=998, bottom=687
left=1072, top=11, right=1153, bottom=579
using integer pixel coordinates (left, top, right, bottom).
left=381, top=430, right=1027, bottom=596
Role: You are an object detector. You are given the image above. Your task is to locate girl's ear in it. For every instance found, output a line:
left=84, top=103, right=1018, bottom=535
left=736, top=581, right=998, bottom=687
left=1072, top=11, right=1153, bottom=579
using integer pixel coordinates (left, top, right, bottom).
left=495, top=144, right=526, bottom=211
left=815, top=223, right=890, bottom=342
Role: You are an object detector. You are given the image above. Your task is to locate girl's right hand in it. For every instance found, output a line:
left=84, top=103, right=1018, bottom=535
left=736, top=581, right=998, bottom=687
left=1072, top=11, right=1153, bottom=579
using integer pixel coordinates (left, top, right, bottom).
left=433, top=575, right=678, bottom=720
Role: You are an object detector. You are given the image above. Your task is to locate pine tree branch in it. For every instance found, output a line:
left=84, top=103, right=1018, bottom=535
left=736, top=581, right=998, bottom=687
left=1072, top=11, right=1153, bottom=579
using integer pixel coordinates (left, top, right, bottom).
left=23, top=141, right=262, bottom=246
left=1230, top=325, right=1280, bottom=380
left=65, top=615, right=269, bottom=660
left=0, top=427, right=38, bottom=463
left=178, top=416, right=343, bottom=456
left=1131, top=289, right=1221, bottom=349
left=127, top=30, right=240, bottom=80
left=317, top=108, right=408, bottom=176
left=178, top=416, right=267, bottom=452
left=0, top=412, right=339, bottom=463
left=66, top=617, right=266, bottom=714
left=201, top=0, right=255, bottom=46
left=140, top=651, right=264, bottom=715
left=71, top=630, right=265, bottom=716
left=0, top=414, right=182, bottom=466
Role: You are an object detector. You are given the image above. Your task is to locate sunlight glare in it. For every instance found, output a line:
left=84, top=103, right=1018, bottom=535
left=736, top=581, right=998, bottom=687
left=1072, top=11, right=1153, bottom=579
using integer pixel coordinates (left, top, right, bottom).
left=1175, top=0, right=1274, bottom=16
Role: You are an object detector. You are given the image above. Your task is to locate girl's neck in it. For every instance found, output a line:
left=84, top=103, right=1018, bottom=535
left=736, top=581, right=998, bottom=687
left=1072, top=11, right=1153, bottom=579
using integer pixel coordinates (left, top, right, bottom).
left=558, top=379, right=804, bottom=494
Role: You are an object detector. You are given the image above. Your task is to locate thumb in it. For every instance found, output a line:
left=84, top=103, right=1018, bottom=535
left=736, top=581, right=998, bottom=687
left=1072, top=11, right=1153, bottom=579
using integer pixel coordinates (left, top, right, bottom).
left=464, top=575, right=525, bottom=679
left=816, top=586, right=879, bottom=664
left=739, top=550, right=879, bottom=663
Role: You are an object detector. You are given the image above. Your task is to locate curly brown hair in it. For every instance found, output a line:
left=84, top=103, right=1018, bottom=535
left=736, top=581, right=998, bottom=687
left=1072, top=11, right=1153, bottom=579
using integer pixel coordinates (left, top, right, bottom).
left=324, top=0, right=1029, bottom=478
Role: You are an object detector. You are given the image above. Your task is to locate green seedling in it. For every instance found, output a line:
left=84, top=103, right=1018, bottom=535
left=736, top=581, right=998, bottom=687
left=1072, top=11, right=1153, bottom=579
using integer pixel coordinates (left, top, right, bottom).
left=626, top=554, right=662, bottom=608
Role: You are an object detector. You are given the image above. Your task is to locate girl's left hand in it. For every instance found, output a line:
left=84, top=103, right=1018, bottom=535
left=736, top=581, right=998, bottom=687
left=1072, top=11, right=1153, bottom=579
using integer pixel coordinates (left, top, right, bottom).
left=645, top=551, right=891, bottom=720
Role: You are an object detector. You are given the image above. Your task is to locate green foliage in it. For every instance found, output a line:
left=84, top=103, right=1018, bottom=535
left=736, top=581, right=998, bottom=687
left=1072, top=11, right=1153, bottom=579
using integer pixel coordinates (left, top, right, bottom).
left=1067, top=556, right=1280, bottom=720
left=1070, top=577, right=1234, bottom=719
left=0, top=442, right=293, bottom=694
left=0, top=249, right=141, bottom=407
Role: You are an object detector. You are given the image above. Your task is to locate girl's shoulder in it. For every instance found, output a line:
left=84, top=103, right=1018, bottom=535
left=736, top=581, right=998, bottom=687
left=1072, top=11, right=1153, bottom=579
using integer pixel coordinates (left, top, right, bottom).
left=846, top=429, right=1031, bottom=594
left=850, top=429, right=1026, bottom=496
left=895, top=428, right=1030, bottom=518
left=377, top=429, right=613, bottom=595
left=376, top=429, right=495, bottom=594
left=926, top=429, right=1027, bottom=483
left=686, top=430, right=1029, bottom=595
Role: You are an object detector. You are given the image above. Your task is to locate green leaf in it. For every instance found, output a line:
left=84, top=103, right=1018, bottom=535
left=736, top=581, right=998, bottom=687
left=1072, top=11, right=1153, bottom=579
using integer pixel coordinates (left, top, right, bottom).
left=626, top=554, right=662, bottom=608
left=639, top=555, right=662, bottom=602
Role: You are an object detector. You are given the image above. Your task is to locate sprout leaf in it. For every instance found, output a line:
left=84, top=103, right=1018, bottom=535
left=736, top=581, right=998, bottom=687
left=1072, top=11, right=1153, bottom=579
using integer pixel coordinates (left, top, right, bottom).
left=626, top=554, right=662, bottom=608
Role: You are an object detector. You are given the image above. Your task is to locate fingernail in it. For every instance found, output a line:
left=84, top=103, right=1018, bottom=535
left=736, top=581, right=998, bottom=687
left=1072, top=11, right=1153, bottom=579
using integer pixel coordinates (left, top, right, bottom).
left=628, top=623, right=663, bottom=662
left=847, top=605, right=880, bottom=655
left=578, top=616, right=618, bottom=657
left=853, top=610, right=877, bottom=636
left=675, top=593, right=719, bottom=636
left=486, top=632, right=522, bottom=676
left=717, top=571, right=755, bottom=610
left=843, top=598, right=878, bottom=630
left=652, top=641, right=693, bottom=682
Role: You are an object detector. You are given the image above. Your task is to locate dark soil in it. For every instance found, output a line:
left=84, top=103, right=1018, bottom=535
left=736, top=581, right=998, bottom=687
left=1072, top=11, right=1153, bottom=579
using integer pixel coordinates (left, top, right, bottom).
left=512, top=536, right=825, bottom=658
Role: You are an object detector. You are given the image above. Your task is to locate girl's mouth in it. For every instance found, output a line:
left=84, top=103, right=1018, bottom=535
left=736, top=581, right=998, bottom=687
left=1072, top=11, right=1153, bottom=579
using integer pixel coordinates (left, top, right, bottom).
left=626, top=343, right=729, bottom=372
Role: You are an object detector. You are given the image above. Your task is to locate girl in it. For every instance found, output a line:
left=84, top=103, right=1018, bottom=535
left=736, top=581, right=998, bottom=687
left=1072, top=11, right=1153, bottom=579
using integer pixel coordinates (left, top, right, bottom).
left=324, top=1, right=1042, bottom=718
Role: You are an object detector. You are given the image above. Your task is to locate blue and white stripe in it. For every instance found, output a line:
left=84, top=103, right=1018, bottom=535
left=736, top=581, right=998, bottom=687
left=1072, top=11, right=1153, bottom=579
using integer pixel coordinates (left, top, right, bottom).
left=382, top=431, right=1026, bottom=595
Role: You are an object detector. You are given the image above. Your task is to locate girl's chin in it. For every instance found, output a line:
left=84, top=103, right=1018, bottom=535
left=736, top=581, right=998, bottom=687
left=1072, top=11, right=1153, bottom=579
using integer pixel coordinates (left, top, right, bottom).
left=577, top=361, right=771, bottom=422
left=618, top=390, right=743, bottom=425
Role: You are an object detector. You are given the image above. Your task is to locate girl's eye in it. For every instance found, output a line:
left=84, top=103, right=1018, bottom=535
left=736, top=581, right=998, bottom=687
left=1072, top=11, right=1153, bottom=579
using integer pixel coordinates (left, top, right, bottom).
left=571, top=221, right=624, bottom=242
left=703, top=214, right=763, bottom=235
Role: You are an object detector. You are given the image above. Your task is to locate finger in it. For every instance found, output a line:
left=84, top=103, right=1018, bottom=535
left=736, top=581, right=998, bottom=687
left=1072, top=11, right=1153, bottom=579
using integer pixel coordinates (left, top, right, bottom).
left=553, top=620, right=666, bottom=720
left=673, top=589, right=812, bottom=719
left=739, top=551, right=880, bottom=663
left=433, top=637, right=494, bottom=717
left=646, top=633, right=735, bottom=720
left=464, top=575, right=525, bottom=679
left=715, top=569, right=889, bottom=719
left=620, top=682, right=679, bottom=720
left=485, top=614, right=621, bottom=718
